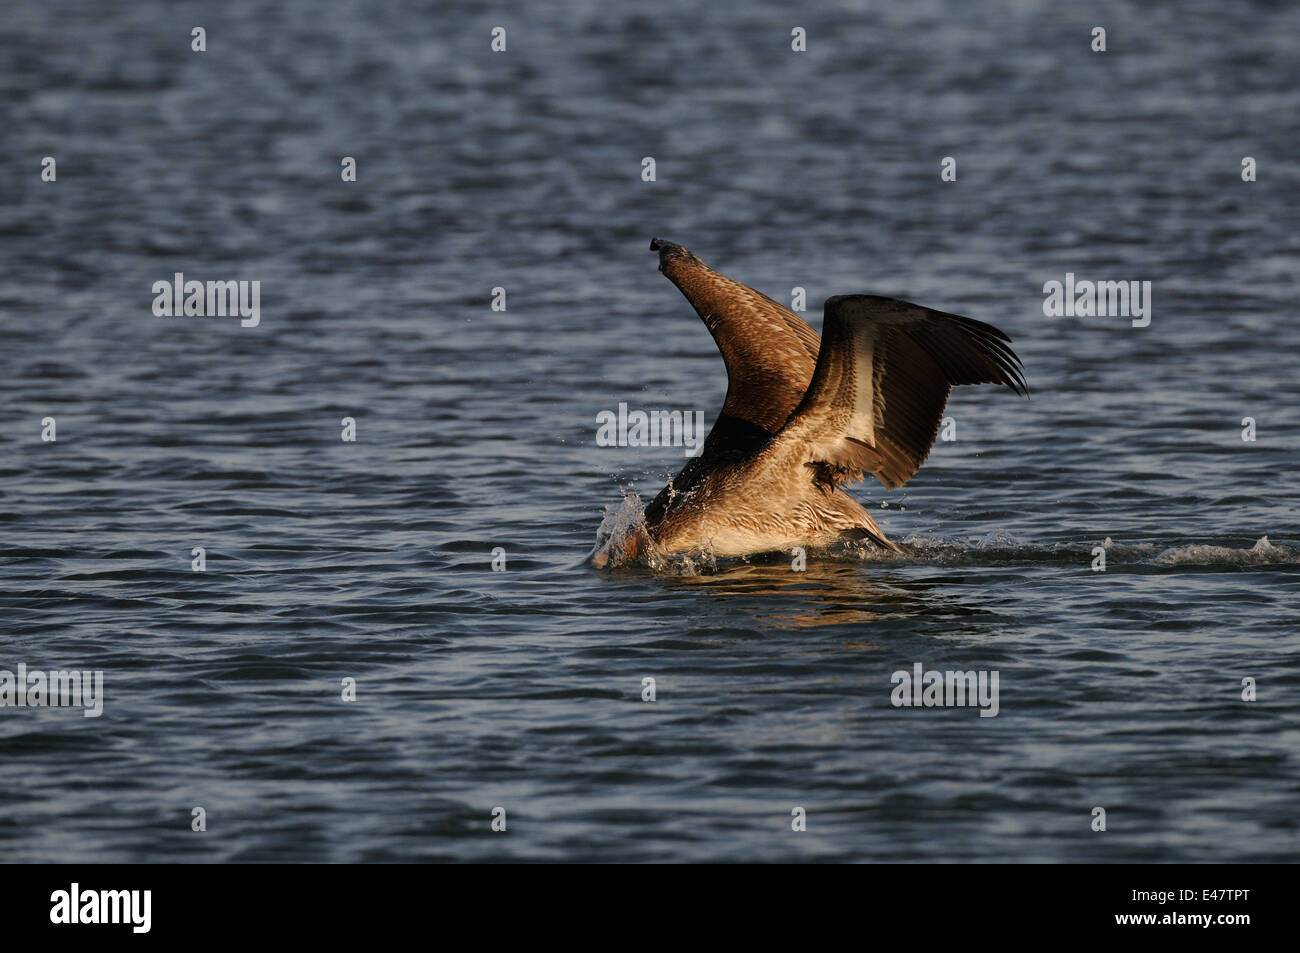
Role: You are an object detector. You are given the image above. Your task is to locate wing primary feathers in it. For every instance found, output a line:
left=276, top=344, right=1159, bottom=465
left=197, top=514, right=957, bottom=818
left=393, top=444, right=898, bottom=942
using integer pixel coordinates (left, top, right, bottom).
left=766, top=294, right=1028, bottom=493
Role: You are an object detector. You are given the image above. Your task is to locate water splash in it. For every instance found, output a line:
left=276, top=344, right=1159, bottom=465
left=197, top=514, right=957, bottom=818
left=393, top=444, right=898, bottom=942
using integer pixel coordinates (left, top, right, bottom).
left=594, top=490, right=646, bottom=550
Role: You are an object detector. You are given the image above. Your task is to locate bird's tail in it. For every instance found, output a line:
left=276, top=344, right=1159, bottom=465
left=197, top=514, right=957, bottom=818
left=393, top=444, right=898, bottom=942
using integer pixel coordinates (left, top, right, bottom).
left=844, top=518, right=908, bottom=555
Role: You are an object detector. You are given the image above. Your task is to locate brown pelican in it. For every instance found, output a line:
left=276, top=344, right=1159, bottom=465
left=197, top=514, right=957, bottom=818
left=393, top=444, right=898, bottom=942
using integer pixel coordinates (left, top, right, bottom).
left=591, top=239, right=1027, bottom=568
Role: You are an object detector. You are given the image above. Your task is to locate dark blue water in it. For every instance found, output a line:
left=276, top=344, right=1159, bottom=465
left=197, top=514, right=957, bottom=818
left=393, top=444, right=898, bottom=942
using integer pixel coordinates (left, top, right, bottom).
left=1, top=0, right=1297, bottom=862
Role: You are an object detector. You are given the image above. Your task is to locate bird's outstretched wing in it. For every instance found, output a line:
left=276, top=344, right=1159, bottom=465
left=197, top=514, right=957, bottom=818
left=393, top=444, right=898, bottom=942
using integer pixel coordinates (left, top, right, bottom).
left=766, top=294, right=1027, bottom=491
left=650, top=238, right=820, bottom=434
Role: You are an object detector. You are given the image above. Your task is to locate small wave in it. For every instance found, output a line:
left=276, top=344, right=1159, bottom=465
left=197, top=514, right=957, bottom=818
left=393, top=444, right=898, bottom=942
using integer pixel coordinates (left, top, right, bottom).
left=897, top=534, right=1299, bottom=568
left=1151, top=536, right=1297, bottom=566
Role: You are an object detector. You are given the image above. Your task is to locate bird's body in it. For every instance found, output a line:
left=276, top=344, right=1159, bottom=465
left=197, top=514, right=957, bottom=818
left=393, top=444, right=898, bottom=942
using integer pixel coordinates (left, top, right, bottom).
left=591, top=240, right=1026, bottom=568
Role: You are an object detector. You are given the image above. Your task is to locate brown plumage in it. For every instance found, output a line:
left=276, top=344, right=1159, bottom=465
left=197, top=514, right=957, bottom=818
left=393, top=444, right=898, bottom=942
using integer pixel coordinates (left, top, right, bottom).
left=649, top=239, right=821, bottom=433
left=591, top=240, right=1027, bottom=567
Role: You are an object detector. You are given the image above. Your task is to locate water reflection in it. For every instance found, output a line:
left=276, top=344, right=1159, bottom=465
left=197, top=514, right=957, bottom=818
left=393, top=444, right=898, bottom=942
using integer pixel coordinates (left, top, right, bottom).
left=655, top=557, right=927, bottom=632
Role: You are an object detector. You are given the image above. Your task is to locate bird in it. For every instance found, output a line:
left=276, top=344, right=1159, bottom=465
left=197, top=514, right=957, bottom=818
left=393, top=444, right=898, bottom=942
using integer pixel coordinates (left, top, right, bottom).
left=590, top=239, right=1027, bottom=568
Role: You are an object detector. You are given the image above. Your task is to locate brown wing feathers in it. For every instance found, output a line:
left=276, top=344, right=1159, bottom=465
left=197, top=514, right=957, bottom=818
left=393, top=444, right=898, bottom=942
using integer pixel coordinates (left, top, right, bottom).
left=646, top=243, right=1026, bottom=498
left=650, top=239, right=820, bottom=434
left=868, top=328, right=954, bottom=489
left=777, top=294, right=1026, bottom=491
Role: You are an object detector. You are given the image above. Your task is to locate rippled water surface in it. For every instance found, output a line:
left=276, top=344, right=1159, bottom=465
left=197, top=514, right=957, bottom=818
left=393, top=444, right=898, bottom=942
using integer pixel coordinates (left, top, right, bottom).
left=2, top=0, right=1298, bottom=862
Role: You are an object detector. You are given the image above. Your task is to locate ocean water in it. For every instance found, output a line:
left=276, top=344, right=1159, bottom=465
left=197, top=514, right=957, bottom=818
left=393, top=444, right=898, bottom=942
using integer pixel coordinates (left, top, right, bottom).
left=1, top=0, right=1297, bottom=862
